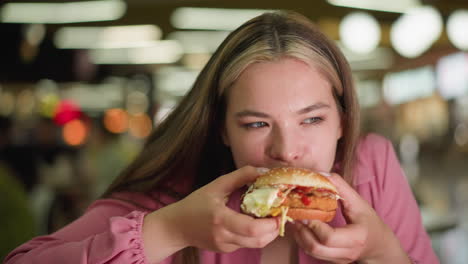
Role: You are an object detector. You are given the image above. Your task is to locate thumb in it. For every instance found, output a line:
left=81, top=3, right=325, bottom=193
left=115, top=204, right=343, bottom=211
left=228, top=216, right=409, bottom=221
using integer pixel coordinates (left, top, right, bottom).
left=210, top=166, right=268, bottom=195
left=326, top=173, right=370, bottom=223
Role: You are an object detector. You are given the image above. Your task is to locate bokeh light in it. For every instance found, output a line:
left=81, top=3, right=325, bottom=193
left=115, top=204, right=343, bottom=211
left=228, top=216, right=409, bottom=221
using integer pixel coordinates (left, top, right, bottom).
left=391, top=6, right=443, bottom=58
left=454, top=123, right=468, bottom=146
left=53, top=100, right=82, bottom=125
left=128, top=113, right=152, bottom=139
left=126, top=90, right=149, bottom=115
left=62, top=119, right=88, bottom=146
left=16, top=89, right=36, bottom=119
left=0, top=91, right=15, bottom=116
left=103, top=108, right=129, bottom=133
left=340, top=11, right=381, bottom=54
left=447, top=10, right=468, bottom=50
left=38, top=93, right=60, bottom=118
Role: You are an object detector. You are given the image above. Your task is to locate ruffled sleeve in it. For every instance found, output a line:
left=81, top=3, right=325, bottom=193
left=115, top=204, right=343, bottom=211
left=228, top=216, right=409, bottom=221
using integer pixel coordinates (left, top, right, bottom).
left=104, top=211, right=149, bottom=263
left=4, top=197, right=174, bottom=264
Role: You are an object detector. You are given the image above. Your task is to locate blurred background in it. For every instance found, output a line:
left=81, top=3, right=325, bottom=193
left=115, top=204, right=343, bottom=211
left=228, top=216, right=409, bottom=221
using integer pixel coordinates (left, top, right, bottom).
left=0, top=0, right=467, bottom=262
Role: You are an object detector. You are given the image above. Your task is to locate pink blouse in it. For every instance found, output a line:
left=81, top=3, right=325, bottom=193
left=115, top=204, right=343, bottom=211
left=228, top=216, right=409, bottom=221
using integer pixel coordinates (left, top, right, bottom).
left=4, top=134, right=439, bottom=264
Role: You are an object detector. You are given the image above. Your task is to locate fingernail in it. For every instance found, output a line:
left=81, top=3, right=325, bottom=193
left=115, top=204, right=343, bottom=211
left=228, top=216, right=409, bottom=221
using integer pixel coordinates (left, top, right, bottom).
left=319, top=172, right=331, bottom=177
left=257, top=167, right=270, bottom=174
left=301, top=220, right=309, bottom=225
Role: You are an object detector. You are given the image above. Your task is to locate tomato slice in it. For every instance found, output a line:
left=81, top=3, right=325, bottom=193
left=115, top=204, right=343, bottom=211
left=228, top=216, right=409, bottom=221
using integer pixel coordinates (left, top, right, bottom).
left=295, top=186, right=313, bottom=193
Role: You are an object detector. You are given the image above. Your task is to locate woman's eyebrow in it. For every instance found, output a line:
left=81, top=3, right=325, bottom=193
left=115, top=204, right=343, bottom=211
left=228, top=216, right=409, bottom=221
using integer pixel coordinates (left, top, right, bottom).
left=234, top=103, right=330, bottom=118
left=296, top=103, right=330, bottom=115
left=235, top=110, right=270, bottom=118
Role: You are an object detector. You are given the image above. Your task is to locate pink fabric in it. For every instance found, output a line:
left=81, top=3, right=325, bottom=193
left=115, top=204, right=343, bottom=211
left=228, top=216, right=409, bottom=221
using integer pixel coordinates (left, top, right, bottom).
left=5, top=133, right=439, bottom=264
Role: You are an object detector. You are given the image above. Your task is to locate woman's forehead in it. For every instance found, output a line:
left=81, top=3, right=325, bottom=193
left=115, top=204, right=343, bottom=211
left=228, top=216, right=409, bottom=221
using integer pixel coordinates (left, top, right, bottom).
left=227, top=58, right=334, bottom=108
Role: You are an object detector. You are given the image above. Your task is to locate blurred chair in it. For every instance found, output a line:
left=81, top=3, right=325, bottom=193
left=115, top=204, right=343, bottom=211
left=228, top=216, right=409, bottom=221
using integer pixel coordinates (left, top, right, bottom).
left=0, top=162, right=37, bottom=261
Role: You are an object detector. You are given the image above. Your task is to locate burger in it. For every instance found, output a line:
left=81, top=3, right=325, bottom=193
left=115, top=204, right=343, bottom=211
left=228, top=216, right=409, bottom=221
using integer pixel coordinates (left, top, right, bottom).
left=240, top=167, right=341, bottom=236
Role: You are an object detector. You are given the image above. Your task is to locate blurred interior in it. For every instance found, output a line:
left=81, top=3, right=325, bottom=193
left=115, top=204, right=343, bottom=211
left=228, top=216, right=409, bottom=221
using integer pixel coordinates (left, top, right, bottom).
left=1, top=0, right=468, bottom=262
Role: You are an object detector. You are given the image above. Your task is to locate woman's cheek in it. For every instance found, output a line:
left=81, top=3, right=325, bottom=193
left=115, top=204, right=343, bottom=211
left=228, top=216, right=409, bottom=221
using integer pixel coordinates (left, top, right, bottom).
left=320, top=142, right=339, bottom=170
left=232, top=143, right=265, bottom=168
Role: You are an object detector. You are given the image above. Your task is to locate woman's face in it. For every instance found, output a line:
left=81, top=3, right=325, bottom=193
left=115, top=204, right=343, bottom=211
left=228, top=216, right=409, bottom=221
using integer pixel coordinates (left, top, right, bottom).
left=223, top=57, right=342, bottom=172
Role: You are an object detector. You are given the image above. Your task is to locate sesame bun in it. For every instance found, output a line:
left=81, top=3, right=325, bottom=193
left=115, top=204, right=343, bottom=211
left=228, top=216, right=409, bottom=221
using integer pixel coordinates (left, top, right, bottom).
left=254, top=167, right=337, bottom=193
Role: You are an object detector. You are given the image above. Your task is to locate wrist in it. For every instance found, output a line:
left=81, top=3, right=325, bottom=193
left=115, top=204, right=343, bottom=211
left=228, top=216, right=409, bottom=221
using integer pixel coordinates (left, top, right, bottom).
left=359, top=226, right=411, bottom=264
left=142, top=203, right=189, bottom=263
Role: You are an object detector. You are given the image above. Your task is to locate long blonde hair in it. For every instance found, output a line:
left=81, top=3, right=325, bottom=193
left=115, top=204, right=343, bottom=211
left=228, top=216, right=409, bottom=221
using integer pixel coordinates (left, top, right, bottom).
left=104, top=10, right=360, bottom=263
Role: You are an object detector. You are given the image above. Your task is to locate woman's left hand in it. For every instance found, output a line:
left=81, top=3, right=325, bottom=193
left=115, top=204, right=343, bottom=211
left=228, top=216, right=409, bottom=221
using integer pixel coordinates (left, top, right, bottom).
left=292, top=173, right=411, bottom=264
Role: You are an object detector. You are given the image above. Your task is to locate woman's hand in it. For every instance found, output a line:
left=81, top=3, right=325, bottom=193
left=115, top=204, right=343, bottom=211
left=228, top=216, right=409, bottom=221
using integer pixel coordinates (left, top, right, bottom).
left=143, top=166, right=279, bottom=262
left=293, top=173, right=411, bottom=264
left=176, top=165, right=279, bottom=252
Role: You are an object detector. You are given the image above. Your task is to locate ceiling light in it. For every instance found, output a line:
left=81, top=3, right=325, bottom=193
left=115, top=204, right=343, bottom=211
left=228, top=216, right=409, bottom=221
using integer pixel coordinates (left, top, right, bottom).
left=25, top=24, right=46, bottom=46
left=340, top=12, right=381, bottom=54
left=390, top=6, right=443, bottom=58
left=383, top=66, right=436, bottom=105
left=55, top=25, right=161, bottom=49
left=63, top=83, right=124, bottom=111
left=327, top=0, right=421, bottom=13
left=167, top=31, right=230, bottom=53
left=171, top=7, right=271, bottom=30
left=0, top=0, right=126, bottom=24
left=90, top=40, right=183, bottom=64
left=447, top=10, right=468, bottom=50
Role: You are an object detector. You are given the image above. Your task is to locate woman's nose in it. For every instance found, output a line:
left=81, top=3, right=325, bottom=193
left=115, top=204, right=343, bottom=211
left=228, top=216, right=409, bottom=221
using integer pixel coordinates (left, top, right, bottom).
left=267, top=126, right=303, bottom=163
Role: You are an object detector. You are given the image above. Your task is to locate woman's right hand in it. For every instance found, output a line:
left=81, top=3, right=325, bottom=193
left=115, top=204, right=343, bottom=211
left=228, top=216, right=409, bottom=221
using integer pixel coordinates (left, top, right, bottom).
left=142, top=166, right=279, bottom=262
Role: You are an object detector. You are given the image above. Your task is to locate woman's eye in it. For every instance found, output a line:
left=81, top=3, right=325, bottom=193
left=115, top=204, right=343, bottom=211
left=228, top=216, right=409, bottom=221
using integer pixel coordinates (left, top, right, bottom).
left=244, top=121, right=268, bottom=129
left=302, top=117, right=323, bottom=124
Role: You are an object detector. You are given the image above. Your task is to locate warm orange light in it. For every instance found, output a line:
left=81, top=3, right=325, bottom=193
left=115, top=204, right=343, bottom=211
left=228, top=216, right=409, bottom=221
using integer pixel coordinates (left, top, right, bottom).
left=103, top=108, right=128, bottom=133
left=63, top=119, right=87, bottom=146
left=128, top=113, right=152, bottom=139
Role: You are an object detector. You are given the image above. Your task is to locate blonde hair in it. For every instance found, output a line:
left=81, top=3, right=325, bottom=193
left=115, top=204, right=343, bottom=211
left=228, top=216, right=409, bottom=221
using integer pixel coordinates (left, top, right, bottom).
left=104, top=10, right=360, bottom=263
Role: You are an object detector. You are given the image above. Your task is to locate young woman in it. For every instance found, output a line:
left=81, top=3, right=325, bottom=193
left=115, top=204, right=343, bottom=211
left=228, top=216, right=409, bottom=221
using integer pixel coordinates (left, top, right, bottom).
left=5, top=11, right=439, bottom=264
